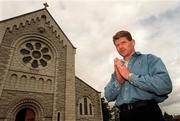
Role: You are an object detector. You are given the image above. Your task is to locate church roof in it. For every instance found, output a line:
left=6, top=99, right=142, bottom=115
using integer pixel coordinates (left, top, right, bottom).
left=75, top=76, right=101, bottom=93
left=0, top=7, right=76, bottom=49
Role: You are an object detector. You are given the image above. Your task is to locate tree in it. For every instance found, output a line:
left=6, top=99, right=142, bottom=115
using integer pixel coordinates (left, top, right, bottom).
left=109, top=105, right=119, bottom=121
left=163, top=112, right=174, bottom=121
left=101, top=97, right=112, bottom=121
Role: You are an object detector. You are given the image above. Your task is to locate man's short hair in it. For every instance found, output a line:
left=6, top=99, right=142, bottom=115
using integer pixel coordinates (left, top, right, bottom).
left=113, top=30, right=132, bottom=43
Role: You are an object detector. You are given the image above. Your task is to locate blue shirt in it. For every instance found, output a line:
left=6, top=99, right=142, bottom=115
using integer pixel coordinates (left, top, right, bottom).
left=104, top=52, right=172, bottom=106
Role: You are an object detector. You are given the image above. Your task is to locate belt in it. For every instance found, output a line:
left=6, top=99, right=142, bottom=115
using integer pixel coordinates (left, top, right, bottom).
left=117, top=100, right=157, bottom=112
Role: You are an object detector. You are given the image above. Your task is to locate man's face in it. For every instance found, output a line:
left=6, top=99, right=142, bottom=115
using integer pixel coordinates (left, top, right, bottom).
left=114, top=37, right=135, bottom=58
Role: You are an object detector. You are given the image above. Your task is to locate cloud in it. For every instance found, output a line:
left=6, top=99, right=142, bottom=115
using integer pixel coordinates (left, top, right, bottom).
left=0, top=0, right=180, bottom=115
left=0, top=1, right=43, bottom=19
left=135, top=4, right=180, bottom=114
left=161, top=102, right=180, bottom=115
left=49, top=1, right=180, bottom=114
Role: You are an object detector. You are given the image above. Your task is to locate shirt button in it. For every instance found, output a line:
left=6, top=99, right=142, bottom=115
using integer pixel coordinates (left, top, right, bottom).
left=125, top=87, right=128, bottom=91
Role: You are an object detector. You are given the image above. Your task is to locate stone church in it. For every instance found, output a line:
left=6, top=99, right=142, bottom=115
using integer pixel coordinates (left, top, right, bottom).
left=0, top=7, right=103, bottom=121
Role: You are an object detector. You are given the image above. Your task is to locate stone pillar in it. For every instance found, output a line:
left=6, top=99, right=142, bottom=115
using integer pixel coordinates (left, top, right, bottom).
left=65, top=46, right=76, bottom=121
left=0, top=25, right=6, bottom=97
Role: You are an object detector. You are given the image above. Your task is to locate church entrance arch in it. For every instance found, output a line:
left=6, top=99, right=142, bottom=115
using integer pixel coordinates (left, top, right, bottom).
left=15, top=108, right=35, bottom=121
left=6, top=98, right=44, bottom=121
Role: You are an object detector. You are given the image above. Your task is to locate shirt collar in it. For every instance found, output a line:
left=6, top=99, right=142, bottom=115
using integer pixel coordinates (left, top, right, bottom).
left=123, top=51, right=141, bottom=62
left=132, top=51, right=141, bottom=57
left=128, top=51, right=141, bottom=61
left=127, top=51, right=141, bottom=68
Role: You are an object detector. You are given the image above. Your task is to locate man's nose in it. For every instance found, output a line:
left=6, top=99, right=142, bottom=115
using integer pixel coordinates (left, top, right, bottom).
left=119, top=45, right=123, bottom=49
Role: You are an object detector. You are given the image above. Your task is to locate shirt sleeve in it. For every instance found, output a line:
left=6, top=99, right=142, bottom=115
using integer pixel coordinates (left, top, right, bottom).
left=128, top=54, right=172, bottom=96
left=104, top=72, right=122, bottom=102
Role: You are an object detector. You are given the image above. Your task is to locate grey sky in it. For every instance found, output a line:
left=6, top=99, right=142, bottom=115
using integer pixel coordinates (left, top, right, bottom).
left=0, top=0, right=180, bottom=115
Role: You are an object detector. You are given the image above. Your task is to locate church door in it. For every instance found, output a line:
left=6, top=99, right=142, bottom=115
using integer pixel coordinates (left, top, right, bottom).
left=15, top=108, right=35, bottom=121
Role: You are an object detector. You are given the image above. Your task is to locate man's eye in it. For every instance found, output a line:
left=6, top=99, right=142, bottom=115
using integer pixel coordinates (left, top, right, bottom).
left=122, top=42, right=126, bottom=44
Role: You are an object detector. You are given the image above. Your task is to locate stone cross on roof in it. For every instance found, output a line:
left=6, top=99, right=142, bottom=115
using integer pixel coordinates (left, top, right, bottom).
left=43, top=3, right=49, bottom=8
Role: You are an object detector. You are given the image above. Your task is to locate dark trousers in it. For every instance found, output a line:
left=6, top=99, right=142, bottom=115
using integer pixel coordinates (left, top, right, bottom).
left=119, top=102, right=165, bottom=121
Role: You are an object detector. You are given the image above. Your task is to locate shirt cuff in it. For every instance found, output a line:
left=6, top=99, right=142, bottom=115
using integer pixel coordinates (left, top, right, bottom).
left=128, top=73, right=133, bottom=80
left=128, top=73, right=139, bottom=84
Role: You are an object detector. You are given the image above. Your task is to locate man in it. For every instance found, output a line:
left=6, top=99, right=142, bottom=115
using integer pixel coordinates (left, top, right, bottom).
left=104, top=30, right=172, bottom=121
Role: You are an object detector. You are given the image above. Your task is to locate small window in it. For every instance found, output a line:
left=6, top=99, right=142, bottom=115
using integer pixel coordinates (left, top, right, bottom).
left=80, top=103, right=82, bottom=115
left=57, top=112, right=61, bottom=121
left=78, top=97, right=93, bottom=116
left=84, top=98, right=88, bottom=115
left=89, top=104, right=92, bottom=115
left=57, top=112, right=60, bottom=121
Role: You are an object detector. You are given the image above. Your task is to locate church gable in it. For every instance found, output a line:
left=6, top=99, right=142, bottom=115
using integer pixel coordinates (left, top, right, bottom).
left=0, top=7, right=102, bottom=121
left=75, top=76, right=103, bottom=121
left=0, top=8, right=68, bottom=94
left=0, top=7, right=77, bottom=121
left=0, top=8, right=75, bottom=49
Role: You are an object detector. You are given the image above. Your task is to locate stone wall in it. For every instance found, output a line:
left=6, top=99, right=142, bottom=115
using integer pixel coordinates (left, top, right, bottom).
left=75, top=77, right=103, bottom=121
left=0, top=89, right=54, bottom=121
left=0, top=11, right=68, bottom=121
left=0, top=8, right=101, bottom=121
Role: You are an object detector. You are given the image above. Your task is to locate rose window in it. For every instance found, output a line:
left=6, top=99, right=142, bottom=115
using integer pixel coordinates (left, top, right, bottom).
left=20, top=41, right=52, bottom=68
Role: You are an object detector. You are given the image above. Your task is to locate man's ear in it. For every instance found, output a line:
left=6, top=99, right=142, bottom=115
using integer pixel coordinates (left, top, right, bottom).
left=132, top=39, right=135, bottom=46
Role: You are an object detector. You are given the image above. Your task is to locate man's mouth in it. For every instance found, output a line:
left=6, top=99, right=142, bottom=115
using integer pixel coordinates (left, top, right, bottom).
left=120, top=49, right=126, bottom=53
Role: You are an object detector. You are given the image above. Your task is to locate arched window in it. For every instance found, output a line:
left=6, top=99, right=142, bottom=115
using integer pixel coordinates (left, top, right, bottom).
left=10, top=74, right=17, bottom=87
left=57, top=112, right=60, bottom=121
left=80, top=103, right=82, bottom=115
left=89, top=104, right=92, bottom=115
left=20, top=75, right=27, bottom=89
left=84, top=98, right=88, bottom=115
left=78, top=97, right=93, bottom=117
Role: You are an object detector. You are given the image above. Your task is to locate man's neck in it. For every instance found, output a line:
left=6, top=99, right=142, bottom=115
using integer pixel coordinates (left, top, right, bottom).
left=124, top=51, right=135, bottom=61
